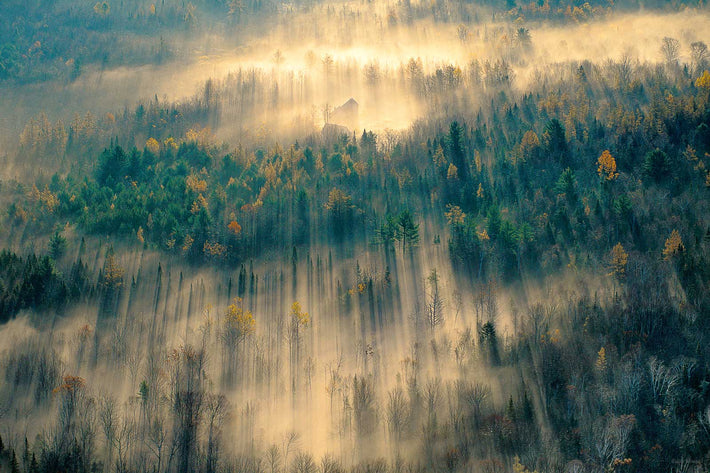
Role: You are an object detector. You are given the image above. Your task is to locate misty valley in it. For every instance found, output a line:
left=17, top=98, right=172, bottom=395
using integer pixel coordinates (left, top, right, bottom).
left=1, top=0, right=710, bottom=472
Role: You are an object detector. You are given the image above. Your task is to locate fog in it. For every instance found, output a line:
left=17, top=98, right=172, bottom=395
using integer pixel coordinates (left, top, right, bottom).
left=3, top=6, right=709, bottom=156
left=0, top=239, right=529, bottom=459
left=1, top=0, right=709, bottom=471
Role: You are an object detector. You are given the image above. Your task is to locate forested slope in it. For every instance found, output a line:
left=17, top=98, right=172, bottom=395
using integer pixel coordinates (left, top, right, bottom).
left=1, top=1, right=710, bottom=472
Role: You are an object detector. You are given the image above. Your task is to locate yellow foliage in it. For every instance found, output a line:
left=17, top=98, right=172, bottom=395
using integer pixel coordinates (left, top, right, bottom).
left=432, top=146, right=446, bottom=167
left=512, top=456, right=538, bottom=473
left=348, top=282, right=367, bottom=296
left=185, top=127, right=213, bottom=145
left=11, top=204, right=27, bottom=223
left=609, top=242, right=628, bottom=279
left=662, top=229, right=684, bottom=260
left=182, top=235, right=194, bottom=253
left=477, top=183, right=484, bottom=198
left=447, top=163, right=459, bottom=180
left=31, top=185, right=59, bottom=213
left=93, top=1, right=110, bottom=16
left=291, top=301, right=310, bottom=326
left=445, top=204, right=466, bottom=226
left=191, top=193, right=209, bottom=213
left=595, top=347, right=607, bottom=372
left=137, top=227, right=145, bottom=244
left=264, top=163, right=278, bottom=183
left=102, top=251, right=124, bottom=289
left=224, top=298, right=256, bottom=340
left=146, top=137, right=160, bottom=154
left=164, top=137, right=178, bottom=151
left=612, top=458, right=633, bottom=467
left=325, top=188, right=353, bottom=212
left=477, top=229, right=490, bottom=241
left=203, top=240, right=226, bottom=258
left=186, top=174, right=208, bottom=193
left=520, top=130, right=540, bottom=161
left=474, top=149, right=482, bottom=172
left=695, top=70, right=710, bottom=90
left=597, top=150, right=619, bottom=181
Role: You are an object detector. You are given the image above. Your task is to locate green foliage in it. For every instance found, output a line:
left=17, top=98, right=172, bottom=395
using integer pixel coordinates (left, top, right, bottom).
left=396, top=210, right=420, bottom=252
left=642, top=148, right=672, bottom=184
left=554, top=168, right=577, bottom=203
left=48, top=231, right=66, bottom=260
left=478, top=321, right=500, bottom=365
left=0, top=250, right=91, bottom=321
left=447, top=121, right=467, bottom=181
left=541, top=119, right=568, bottom=164
left=3, top=38, right=710, bottom=473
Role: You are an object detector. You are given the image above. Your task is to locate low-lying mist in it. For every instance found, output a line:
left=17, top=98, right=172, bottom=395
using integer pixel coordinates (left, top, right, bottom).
left=3, top=6, right=709, bottom=159
left=0, top=234, right=607, bottom=467
left=1, top=0, right=710, bottom=471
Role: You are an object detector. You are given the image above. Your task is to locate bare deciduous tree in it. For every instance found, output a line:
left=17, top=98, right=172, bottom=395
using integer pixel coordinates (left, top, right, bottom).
left=661, top=37, right=681, bottom=66
left=386, top=387, right=410, bottom=444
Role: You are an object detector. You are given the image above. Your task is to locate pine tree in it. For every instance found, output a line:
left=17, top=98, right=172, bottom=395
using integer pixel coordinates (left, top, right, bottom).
left=521, top=390, right=534, bottom=423
left=10, top=449, right=19, bottom=473
left=506, top=396, right=516, bottom=421
left=29, top=453, right=39, bottom=473
left=396, top=210, right=420, bottom=252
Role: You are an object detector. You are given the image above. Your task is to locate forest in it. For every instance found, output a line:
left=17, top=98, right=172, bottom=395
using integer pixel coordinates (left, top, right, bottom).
left=1, top=0, right=710, bottom=472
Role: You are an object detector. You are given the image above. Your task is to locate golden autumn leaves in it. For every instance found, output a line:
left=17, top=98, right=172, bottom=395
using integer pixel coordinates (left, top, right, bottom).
left=608, top=229, right=684, bottom=281
left=662, top=230, right=684, bottom=260
left=594, top=148, right=679, bottom=279
left=221, top=299, right=309, bottom=345
left=223, top=298, right=256, bottom=341
left=593, top=149, right=682, bottom=280
left=597, top=150, right=619, bottom=181
left=609, top=243, right=628, bottom=280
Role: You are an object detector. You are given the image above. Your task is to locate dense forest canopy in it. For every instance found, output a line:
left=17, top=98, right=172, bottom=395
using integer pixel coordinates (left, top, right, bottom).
left=1, top=0, right=710, bottom=473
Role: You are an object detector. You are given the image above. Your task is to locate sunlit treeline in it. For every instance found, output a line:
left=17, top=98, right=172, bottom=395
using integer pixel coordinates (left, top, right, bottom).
left=2, top=201, right=709, bottom=472
left=0, top=236, right=520, bottom=470
left=2, top=0, right=710, bottom=471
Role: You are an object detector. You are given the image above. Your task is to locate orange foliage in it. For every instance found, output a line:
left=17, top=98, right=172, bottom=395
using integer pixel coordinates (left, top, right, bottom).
left=54, top=375, right=85, bottom=394
left=662, top=229, right=684, bottom=260
left=597, top=150, right=619, bottom=181
left=78, top=324, right=93, bottom=342
left=228, top=220, right=242, bottom=235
